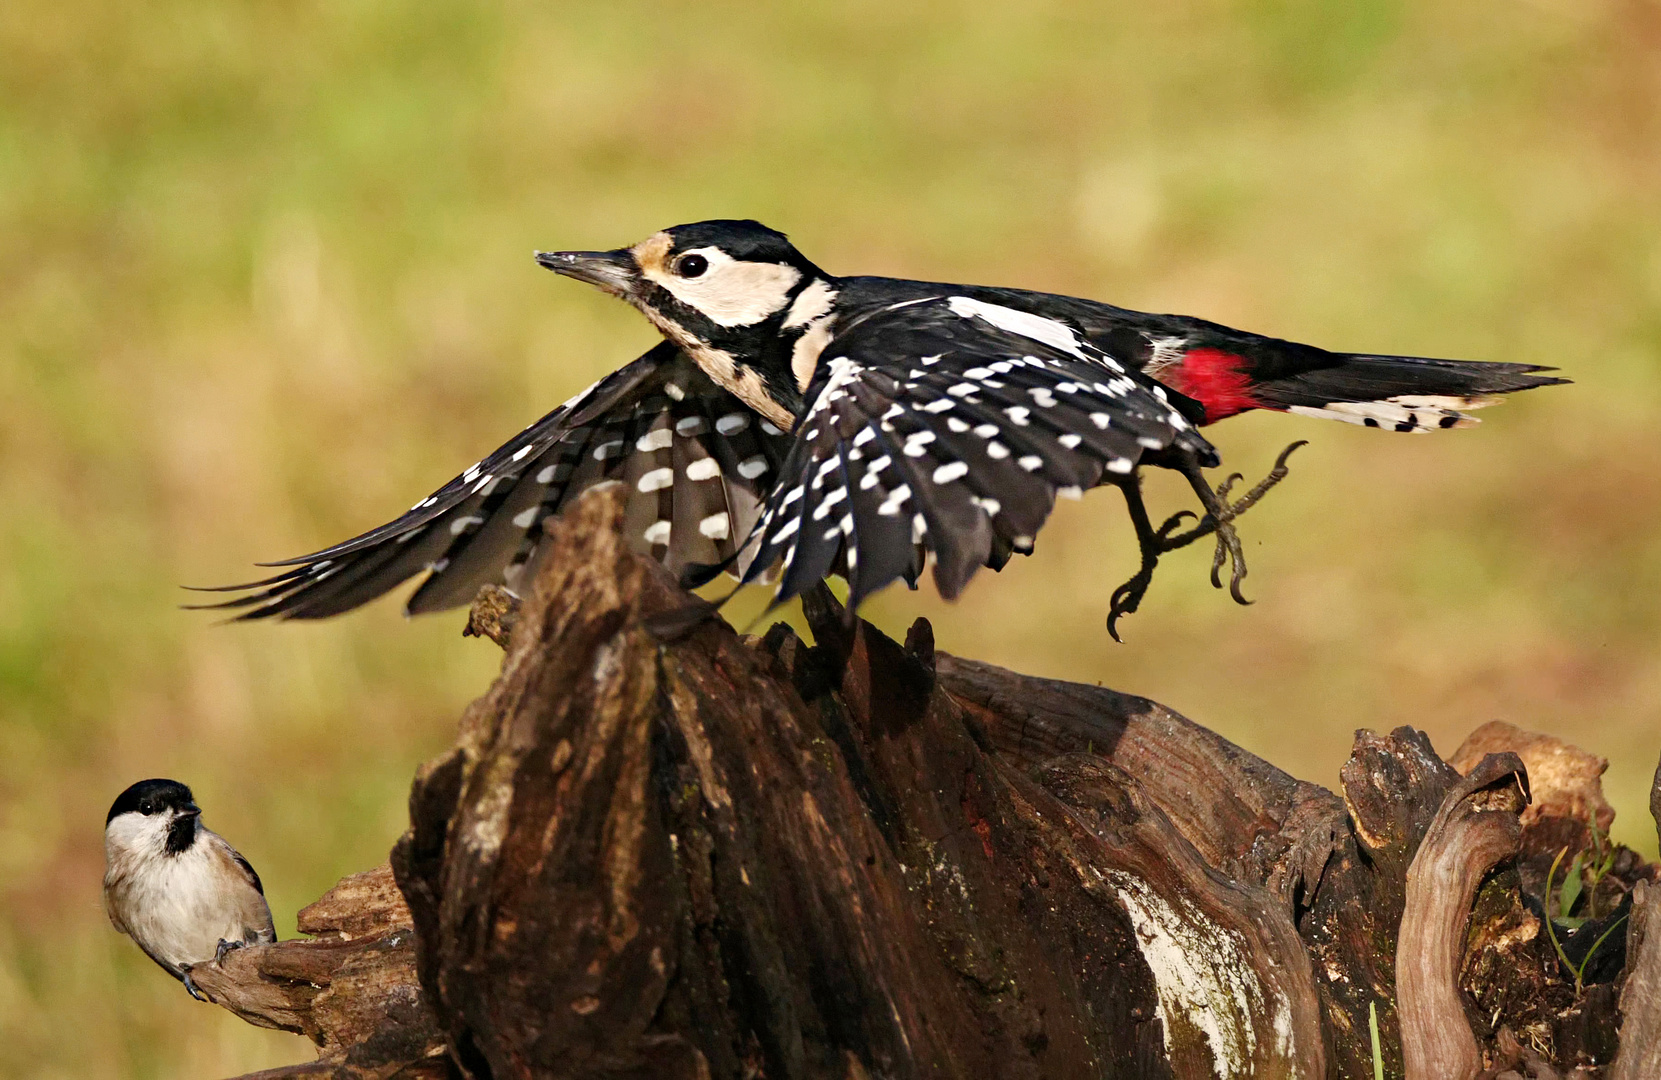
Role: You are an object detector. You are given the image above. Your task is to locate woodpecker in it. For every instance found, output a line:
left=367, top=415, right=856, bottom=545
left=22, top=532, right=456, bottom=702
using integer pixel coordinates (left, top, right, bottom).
left=199, top=219, right=1564, bottom=635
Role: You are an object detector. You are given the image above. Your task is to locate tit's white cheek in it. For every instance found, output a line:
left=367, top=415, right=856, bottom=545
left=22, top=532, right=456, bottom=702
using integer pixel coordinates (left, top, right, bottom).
left=648, top=258, right=803, bottom=327
left=105, top=812, right=170, bottom=860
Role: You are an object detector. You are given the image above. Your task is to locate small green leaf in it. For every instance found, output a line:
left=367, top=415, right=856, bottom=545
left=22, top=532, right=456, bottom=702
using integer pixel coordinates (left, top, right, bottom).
left=1369, top=1001, right=1385, bottom=1080
left=1574, top=913, right=1629, bottom=994
left=1559, top=853, right=1584, bottom=916
left=1559, top=916, right=1588, bottom=931
left=1544, top=849, right=1575, bottom=981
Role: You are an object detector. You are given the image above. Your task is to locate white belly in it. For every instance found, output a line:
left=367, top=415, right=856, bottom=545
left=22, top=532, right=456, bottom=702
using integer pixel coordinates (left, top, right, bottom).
left=108, top=840, right=272, bottom=968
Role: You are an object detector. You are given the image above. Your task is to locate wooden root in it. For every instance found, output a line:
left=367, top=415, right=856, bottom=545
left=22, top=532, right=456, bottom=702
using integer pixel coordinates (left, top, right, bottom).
left=1396, top=753, right=1528, bottom=1080
left=188, top=865, right=447, bottom=1078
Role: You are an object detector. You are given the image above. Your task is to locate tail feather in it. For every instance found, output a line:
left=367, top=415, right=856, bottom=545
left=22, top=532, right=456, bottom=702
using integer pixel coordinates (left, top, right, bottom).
left=1251, top=354, right=1567, bottom=433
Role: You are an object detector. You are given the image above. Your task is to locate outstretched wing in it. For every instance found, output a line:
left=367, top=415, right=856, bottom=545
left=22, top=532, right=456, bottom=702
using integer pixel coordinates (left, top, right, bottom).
left=198, top=342, right=793, bottom=620
left=735, top=296, right=1218, bottom=611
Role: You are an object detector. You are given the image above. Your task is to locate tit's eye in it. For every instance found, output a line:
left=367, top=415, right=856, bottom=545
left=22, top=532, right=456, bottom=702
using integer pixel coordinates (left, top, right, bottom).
left=675, top=254, right=709, bottom=279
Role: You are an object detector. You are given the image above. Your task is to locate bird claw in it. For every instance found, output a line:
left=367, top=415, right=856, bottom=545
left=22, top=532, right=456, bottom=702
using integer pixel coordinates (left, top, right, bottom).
left=1153, top=509, right=1198, bottom=540
left=1108, top=494, right=1198, bottom=640
left=1107, top=567, right=1153, bottom=642
left=183, top=970, right=208, bottom=1002
left=214, top=938, right=247, bottom=965
left=1187, top=440, right=1305, bottom=605
left=1106, top=441, right=1306, bottom=638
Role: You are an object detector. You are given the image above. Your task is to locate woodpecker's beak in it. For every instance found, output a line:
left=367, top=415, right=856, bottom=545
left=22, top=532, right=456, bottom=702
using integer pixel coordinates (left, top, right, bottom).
left=535, top=249, right=638, bottom=297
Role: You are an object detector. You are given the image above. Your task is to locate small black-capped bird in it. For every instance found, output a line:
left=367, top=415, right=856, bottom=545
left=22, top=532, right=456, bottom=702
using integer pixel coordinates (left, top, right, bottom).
left=199, top=219, right=1564, bottom=636
left=103, top=779, right=276, bottom=1001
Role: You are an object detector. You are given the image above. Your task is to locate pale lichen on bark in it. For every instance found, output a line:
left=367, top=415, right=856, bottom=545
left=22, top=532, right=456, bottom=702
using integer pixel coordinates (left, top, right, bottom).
left=1113, top=871, right=1299, bottom=1078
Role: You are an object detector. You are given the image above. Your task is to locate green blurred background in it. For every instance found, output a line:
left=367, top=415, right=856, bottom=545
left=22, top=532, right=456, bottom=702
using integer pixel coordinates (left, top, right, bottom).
left=2, top=0, right=1658, bottom=1074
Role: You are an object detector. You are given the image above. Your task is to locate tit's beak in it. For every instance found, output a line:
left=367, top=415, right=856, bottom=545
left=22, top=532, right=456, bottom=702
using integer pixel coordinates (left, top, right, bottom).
left=534, top=249, right=638, bottom=296
left=178, top=804, right=201, bottom=821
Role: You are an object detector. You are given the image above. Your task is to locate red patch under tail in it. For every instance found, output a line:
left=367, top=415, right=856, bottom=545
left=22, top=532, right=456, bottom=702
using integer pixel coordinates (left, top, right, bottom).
left=1166, top=348, right=1259, bottom=424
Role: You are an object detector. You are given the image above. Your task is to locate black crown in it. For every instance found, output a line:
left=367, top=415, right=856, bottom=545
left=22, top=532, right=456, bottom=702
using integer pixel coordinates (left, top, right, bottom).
left=106, top=778, right=196, bottom=825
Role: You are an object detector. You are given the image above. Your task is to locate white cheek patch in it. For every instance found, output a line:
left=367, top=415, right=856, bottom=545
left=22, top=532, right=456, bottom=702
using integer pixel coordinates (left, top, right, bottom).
left=106, top=813, right=171, bottom=857
left=643, top=247, right=802, bottom=327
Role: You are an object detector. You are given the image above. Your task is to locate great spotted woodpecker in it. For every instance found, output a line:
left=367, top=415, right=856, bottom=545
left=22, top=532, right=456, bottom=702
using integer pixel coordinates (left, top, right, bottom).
left=199, top=219, right=1564, bottom=636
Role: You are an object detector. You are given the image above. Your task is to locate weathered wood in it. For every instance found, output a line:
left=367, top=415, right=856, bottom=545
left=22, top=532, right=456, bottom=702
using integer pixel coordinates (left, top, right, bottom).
left=801, top=587, right=1325, bottom=1077
left=1611, top=880, right=1661, bottom=1080
left=1450, top=723, right=1640, bottom=1070
left=936, top=655, right=1345, bottom=905
left=1031, top=755, right=1325, bottom=1076
left=209, top=486, right=1659, bottom=1078
left=193, top=865, right=447, bottom=1078
left=1609, top=763, right=1661, bottom=1080
left=1652, top=752, right=1661, bottom=854
left=1396, top=752, right=1527, bottom=1080
left=380, top=488, right=1331, bottom=1078
left=462, top=584, right=518, bottom=650
left=1450, top=722, right=1612, bottom=833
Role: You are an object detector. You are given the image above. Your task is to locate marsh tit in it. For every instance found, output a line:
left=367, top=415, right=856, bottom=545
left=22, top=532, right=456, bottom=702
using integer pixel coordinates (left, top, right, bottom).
left=103, top=778, right=276, bottom=1000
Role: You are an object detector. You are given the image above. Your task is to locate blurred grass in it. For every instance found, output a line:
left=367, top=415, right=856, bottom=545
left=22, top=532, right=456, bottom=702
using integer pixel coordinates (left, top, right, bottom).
left=2, top=0, right=1660, bottom=1074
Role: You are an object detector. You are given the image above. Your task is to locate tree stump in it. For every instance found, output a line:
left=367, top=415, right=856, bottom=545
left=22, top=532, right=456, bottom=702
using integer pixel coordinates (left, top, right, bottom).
left=196, top=487, right=1659, bottom=1079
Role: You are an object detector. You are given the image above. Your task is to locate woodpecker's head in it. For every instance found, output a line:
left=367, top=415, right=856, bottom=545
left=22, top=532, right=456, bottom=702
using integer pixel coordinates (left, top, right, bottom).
left=537, top=220, right=839, bottom=425
left=105, top=778, right=202, bottom=859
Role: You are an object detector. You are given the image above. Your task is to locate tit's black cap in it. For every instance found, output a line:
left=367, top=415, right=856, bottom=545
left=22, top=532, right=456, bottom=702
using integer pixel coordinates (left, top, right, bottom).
left=106, top=779, right=196, bottom=826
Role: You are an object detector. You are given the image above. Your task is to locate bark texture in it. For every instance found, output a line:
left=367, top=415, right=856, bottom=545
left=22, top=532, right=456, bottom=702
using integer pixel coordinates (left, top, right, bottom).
left=209, top=487, right=1659, bottom=1079
left=1607, top=761, right=1661, bottom=1080
left=193, top=864, right=447, bottom=1078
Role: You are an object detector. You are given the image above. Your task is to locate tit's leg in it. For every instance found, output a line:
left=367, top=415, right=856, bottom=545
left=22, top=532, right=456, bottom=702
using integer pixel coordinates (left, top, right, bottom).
left=1107, top=474, right=1198, bottom=642
left=214, top=938, right=247, bottom=964
left=182, top=967, right=209, bottom=1002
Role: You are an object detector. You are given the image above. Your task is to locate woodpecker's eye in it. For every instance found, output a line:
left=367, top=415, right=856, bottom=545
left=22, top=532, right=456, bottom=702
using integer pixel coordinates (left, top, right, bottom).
left=676, top=254, right=709, bottom=279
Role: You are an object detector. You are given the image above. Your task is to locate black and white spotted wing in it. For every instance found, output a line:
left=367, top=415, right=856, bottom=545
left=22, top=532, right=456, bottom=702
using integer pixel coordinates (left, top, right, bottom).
left=735, top=295, right=1219, bottom=611
left=197, top=342, right=793, bottom=620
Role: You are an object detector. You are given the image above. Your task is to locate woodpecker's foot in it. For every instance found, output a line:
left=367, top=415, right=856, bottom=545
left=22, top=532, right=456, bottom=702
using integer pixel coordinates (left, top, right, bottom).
left=1108, top=487, right=1196, bottom=642
left=1191, top=441, right=1306, bottom=534
left=1106, top=441, right=1304, bottom=640
left=213, top=938, right=247, bottom=965
left=1171, top=441, right=1306, bottom=604
left=182, top=969, right=209, bottom=1002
